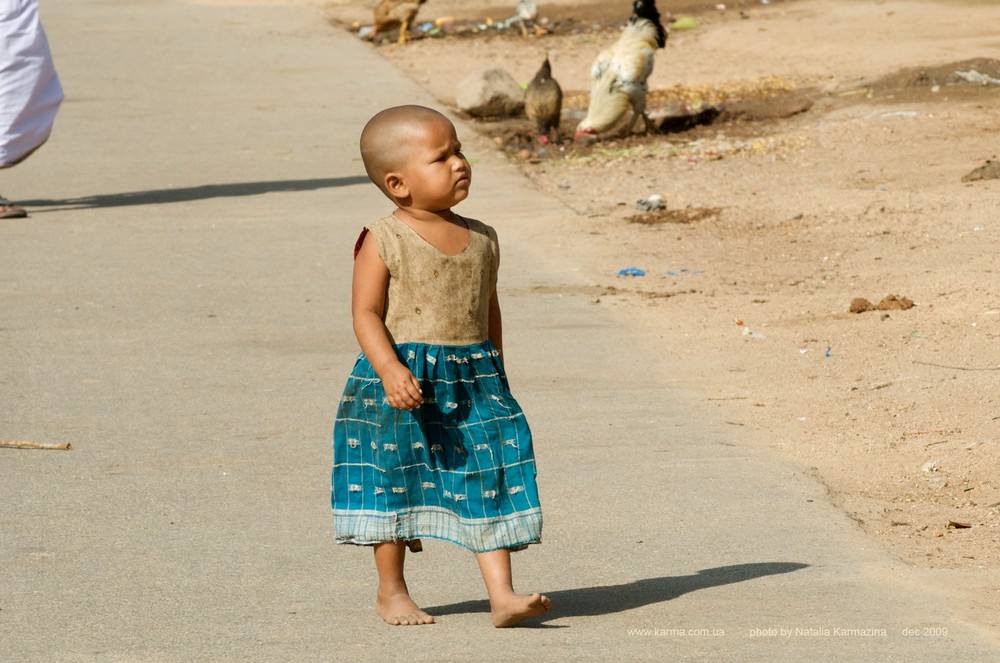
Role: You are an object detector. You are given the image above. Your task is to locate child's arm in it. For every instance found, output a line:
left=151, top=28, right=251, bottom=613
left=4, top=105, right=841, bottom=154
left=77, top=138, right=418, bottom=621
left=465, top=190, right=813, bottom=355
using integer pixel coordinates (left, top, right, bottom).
left=488, top=287, right=503, bottom=362
left=352, top=233, right=424, bottom=410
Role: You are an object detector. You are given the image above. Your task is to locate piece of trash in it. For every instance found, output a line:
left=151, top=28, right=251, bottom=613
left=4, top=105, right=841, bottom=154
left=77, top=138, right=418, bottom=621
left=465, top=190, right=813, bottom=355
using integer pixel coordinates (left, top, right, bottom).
left=358, top=25, right=374, bottom=39
left=635, top=194, right=665, bottom=212
left=922, top=458, right=943, bottom=473
left=955, top=69, right=1000, bottom=86
left=734, top=319, right=744, bottom=326
left=947, top=521, right=972, bottom=529
left=670, top=17, right=699, bottom=30
left=838, top=87, right=874, bottom=98
left=617, top=267, right=646, bottom=277
left=799, top=348, right=809, bottom=354
left=715, top=3, right=726, bottom=10
left=742, top=328, right=766, bottom=340
left=825, top=345, right=832, bottom=358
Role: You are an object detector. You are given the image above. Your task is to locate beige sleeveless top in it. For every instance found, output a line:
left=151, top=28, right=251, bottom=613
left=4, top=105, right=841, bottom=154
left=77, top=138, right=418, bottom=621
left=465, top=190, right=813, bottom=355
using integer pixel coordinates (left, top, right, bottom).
left=366, top=214, right=499, bottom=346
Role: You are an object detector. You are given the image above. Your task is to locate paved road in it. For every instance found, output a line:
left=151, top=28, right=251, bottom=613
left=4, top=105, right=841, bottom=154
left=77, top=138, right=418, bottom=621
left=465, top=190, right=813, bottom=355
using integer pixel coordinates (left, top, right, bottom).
left=1, top=1, right=996, bottom=661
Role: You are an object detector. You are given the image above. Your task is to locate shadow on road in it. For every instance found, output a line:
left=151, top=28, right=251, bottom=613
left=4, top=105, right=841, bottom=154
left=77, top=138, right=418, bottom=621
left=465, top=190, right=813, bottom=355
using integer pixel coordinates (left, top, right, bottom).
left=19, top=176, right=369, bottom=211
left=427, top=562, right=810, bottom=625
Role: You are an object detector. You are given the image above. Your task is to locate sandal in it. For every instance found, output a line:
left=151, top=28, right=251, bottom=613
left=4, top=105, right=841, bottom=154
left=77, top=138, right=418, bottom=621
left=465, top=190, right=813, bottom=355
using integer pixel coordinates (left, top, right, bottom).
left=0, top=195, right=28, bottom=218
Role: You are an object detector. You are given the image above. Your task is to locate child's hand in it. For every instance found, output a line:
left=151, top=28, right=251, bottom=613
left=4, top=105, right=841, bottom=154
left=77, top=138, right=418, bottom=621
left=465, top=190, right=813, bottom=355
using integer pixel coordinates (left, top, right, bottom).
left=381, top=363, right=424, bottom=411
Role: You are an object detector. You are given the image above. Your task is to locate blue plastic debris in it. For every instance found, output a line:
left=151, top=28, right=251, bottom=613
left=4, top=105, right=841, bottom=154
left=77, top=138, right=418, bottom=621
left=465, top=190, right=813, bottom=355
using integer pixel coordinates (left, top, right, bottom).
left=825, top=345, right=832, bottom=358
left=617, top=267, right=646, bottom=277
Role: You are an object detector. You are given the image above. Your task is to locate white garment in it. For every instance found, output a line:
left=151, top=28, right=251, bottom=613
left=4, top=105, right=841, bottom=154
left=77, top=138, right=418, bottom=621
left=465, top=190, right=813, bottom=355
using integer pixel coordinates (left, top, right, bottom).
left=0, top=0, right=63, bottom=167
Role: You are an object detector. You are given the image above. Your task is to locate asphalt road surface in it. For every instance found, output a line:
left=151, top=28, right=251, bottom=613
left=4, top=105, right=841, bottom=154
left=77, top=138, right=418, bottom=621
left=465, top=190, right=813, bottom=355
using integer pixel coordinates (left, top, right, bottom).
left=1, top=1, right=996, bottom=660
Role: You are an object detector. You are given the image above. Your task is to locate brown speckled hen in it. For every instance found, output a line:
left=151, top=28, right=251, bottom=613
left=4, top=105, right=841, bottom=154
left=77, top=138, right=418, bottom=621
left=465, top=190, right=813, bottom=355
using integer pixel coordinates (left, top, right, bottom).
left=525, top=56, right=563, bottom=145
left=373, top=0, right=427, bottom=45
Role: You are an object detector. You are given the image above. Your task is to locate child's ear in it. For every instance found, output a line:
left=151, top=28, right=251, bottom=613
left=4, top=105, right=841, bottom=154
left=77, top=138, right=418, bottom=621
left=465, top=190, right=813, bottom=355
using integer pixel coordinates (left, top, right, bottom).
left=385, top=172, right=408, bottom=198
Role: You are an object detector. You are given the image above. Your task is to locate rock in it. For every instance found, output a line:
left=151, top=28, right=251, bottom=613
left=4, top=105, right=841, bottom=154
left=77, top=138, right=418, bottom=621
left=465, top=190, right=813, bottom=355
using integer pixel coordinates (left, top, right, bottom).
left=455, top=68, right=525, bottom=119
left=850, top=295, right=914, bottom=313
left=877, top=294, right=914, bottom=311
left=962, top=159, right=1000, bottom=182
left=850, top=297, right=875, bottom=313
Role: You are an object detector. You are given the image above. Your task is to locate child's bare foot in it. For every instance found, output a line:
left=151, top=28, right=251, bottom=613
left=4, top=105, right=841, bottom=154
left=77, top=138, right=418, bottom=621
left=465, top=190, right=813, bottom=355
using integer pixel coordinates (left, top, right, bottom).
left=376, top=589, right=435, bottom=626
left=490, top=591, right=551, bottom=628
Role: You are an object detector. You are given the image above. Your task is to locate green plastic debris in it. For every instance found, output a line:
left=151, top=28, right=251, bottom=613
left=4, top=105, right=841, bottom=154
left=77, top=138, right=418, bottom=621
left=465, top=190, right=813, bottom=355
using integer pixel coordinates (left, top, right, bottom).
left=670, top=16, right=699, bottom=30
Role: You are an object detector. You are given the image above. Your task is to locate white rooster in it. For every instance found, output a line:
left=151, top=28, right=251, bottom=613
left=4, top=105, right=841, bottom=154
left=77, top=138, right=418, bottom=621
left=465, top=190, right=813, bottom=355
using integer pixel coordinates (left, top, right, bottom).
left=574, top=0, right=667, bottom=139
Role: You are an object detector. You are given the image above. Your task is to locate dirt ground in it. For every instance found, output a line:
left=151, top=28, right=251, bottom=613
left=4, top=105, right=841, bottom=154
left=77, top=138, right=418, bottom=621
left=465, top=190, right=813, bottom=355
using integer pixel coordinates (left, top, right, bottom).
left=325, top=0, right=1000, bottom=604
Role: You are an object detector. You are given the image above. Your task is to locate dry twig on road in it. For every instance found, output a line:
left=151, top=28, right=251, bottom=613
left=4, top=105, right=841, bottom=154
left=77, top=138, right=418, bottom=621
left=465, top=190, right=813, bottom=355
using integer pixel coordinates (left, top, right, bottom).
left=1, top=440, right=73, bottom=451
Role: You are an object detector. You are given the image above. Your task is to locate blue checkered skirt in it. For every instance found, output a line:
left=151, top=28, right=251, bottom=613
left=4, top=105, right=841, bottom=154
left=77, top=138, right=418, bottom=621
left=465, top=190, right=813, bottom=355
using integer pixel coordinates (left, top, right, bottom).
left=331, top=341, right=542, bottom=552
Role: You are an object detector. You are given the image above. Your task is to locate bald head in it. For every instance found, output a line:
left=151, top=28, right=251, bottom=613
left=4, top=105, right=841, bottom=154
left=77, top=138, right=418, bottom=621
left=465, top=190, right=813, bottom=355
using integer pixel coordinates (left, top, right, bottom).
left=359, top=105, right=452, bottom=198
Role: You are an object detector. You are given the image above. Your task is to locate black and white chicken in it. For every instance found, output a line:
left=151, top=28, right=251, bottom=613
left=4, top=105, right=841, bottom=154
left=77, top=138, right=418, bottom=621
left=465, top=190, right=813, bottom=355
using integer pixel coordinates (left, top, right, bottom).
left=574, top=0, right=667, bottom=139
left=508, top=0, right=542, bottom=37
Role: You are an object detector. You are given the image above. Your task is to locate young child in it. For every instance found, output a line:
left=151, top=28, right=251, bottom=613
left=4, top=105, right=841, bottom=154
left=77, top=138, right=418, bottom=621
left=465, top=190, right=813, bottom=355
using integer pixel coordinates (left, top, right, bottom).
left=332, top=105, right=550, bottom=627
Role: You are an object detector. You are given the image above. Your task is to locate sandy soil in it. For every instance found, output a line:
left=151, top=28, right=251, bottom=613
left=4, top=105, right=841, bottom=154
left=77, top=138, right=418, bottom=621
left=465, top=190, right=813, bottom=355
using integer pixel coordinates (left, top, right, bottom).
left=325, top=0, right=1000, bottom=612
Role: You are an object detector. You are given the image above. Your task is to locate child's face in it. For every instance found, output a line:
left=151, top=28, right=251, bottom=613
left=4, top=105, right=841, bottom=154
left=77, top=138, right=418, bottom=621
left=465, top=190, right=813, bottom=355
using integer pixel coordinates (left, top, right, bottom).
left=397, top=116, right=471, bottom=212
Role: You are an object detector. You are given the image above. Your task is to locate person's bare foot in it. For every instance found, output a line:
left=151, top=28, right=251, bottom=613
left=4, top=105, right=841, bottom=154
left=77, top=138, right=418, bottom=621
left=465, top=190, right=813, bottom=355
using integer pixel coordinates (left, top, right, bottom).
left=376, top=588, right=435, bottom=625
left=490, top=591, right=551, bottom=628
left=0, top=196, right=27, bottom=219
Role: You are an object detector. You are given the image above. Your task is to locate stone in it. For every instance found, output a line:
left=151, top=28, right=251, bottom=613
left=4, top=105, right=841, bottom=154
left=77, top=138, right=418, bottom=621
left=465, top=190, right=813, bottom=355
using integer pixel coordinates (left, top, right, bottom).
left=456, top=68, right=524, bottom=119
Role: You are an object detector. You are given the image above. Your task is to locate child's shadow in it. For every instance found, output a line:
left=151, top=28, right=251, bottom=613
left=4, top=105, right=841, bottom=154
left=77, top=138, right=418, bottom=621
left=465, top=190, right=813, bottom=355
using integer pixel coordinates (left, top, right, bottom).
left=426, top=562, right=809, bottom=626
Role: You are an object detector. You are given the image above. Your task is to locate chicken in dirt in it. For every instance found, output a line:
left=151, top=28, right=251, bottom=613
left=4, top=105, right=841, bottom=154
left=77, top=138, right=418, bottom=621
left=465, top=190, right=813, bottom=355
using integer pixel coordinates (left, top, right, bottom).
left=512, top=0, right=541, bottom=36
left=574, top=0, right=667, bottom=140
left=372, top=0, right=427, bottom=45
left=525, top=56, right=563, bottom=145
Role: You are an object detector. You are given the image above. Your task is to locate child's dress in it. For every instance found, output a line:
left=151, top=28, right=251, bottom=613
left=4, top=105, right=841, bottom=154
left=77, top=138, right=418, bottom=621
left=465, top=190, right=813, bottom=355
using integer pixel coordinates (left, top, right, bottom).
left=331, top=214, right=542, bottom=553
